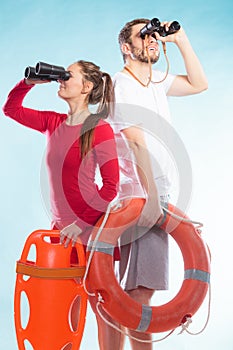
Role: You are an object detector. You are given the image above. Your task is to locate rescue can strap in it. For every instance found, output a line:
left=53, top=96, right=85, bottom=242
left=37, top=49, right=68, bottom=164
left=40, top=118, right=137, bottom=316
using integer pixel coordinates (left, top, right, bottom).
left=16, top=261, right=86, bottom=279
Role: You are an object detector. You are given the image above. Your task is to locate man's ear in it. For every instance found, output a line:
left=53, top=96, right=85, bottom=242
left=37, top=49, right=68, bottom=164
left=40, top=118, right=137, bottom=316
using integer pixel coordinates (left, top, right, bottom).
left=121, top=43, right=132, bottom=56
left=81, top=80, right=93, bottom=94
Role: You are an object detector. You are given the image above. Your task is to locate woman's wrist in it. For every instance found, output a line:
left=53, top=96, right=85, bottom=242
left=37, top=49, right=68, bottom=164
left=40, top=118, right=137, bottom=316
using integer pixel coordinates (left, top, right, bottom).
left=24, top=78, right=36, bottom=86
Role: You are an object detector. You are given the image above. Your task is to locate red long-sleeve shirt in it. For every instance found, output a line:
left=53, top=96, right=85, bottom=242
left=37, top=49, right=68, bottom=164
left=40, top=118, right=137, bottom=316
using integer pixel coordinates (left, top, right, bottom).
left=3, top=80, right=119, bottom=232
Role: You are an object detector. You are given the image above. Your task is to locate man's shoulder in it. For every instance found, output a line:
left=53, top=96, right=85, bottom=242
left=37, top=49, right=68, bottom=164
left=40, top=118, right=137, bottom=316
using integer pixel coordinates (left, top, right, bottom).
left=112, top=71, right=127, bottom=83
left=112, top=71, right=136, bottom=92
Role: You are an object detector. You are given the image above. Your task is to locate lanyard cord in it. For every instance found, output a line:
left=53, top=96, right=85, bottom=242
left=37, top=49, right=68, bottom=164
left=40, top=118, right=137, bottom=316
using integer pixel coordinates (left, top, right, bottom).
left=124, top=36, right=170, bottom=87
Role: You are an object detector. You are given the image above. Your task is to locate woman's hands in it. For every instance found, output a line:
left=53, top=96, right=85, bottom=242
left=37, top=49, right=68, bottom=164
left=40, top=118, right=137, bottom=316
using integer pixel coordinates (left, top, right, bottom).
left=60, top=222, right=82, bottom=248
left=24, top=78, right=51, bottom=85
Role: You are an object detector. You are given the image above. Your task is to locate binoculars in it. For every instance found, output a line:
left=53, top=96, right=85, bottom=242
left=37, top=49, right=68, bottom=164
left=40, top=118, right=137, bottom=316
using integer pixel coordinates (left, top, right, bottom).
left=140, top=18, right=180, bottom=39
left=25, top=61, right=71, bottom=81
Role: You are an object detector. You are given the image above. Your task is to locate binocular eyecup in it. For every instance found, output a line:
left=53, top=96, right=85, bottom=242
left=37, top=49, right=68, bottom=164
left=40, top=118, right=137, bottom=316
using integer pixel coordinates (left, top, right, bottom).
left=24, top=61, right=71, bottom=81
left=140, top=18, right=180, bottom=39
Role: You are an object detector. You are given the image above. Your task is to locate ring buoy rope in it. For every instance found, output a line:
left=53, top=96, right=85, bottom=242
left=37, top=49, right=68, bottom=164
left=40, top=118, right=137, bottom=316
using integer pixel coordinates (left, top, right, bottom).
left=86, top=198, right=211, bottom=333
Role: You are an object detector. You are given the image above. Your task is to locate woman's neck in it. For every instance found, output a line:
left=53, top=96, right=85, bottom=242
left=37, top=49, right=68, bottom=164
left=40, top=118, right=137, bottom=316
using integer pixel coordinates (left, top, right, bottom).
left=66, top=107, right=90, bottom=126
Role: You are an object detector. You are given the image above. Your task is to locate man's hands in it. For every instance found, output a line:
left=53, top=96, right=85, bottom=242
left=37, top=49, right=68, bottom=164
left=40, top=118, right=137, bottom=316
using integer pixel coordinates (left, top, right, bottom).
left=138, top=195, right=164, bottom=228
left=155, top=21, right=187, bottom=44
left=60, top=222, right=82, bottom=248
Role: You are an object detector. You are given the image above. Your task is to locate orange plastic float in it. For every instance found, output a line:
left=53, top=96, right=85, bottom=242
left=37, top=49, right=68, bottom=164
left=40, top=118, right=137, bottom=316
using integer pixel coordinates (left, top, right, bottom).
left=14, top=230, right=87, bottom=350
left=87, top=198, right=211, bottom=333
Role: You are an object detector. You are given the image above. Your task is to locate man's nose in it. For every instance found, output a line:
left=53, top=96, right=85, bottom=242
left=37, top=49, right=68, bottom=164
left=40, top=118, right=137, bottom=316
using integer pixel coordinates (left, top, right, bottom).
left=149, top=33, right=157, bottom=42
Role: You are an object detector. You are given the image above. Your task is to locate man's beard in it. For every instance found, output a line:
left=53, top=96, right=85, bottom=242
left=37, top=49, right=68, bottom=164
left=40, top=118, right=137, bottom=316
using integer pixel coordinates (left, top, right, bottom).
left=130, top=45, right=160, bottom=64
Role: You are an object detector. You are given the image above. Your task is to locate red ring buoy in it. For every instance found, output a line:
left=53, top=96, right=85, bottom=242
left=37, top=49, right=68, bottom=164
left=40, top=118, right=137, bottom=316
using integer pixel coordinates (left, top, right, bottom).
left=87, top=198, right=211, bottom=333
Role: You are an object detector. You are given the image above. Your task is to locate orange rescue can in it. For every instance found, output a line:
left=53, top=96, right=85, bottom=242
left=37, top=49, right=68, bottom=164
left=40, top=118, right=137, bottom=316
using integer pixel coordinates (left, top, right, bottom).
left=14, top=229, right=87, bottom=350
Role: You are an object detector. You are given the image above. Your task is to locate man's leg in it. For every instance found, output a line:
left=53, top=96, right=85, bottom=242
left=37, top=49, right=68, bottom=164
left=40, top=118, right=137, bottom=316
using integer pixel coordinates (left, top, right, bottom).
left=127, top=286, right=155, bottom=350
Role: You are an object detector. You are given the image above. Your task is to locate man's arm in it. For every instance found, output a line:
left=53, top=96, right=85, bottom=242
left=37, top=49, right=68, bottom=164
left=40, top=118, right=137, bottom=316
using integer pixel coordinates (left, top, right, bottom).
left=122, top=125, right=163, bottom=227
left=156, top=26, right=208, bottom=96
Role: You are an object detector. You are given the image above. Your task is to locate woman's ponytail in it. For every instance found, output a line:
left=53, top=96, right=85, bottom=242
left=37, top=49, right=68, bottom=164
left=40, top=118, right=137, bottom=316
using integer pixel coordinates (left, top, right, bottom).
left=77, top=61, right=115, bottom=159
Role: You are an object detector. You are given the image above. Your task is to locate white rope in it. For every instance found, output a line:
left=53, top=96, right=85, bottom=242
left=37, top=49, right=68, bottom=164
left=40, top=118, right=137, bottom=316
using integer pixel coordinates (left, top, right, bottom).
left=82, top=198, right=116, bottom=296
left=178, top=284, right=211, bottom=336
left=161, top=205, right=211, bottom=336
left=178, top=317, right=193, bottom=334
left=161, top=206, right=203, bottom=229
left=83, top=195, right=139, bottom=296
left=96, top=293, right=175, bottom=343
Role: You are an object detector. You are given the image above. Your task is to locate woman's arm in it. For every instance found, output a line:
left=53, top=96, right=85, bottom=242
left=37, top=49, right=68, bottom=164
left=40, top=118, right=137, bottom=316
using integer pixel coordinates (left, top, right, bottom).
left=2, top=79, right=56, bottom=133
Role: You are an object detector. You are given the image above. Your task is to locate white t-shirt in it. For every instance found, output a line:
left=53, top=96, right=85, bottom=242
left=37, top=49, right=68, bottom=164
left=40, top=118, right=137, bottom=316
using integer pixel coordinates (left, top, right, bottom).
left=109, top=70, right=176, bottom=197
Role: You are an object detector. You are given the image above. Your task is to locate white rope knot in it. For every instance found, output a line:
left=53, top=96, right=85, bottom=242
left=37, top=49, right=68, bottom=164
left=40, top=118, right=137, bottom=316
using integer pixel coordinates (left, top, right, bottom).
left=98, top=292, right=104, bottom=303
left=178, top=317, right=193, bottom=335
left=111, top=201, right=122, bottom=211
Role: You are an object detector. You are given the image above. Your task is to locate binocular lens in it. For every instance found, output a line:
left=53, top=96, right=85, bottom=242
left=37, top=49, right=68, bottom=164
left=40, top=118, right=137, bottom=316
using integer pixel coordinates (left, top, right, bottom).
left=24, top=61, right=71, bottom=81
left=24, top=66, right=37, bottom=79
left=140, top=18, right=180, bottom=39
left=150, top=18, right=160, bottom=27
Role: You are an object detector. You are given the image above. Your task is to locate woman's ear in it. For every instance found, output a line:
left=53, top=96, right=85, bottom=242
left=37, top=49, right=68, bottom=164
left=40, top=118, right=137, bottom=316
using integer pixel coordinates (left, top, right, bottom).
left=81, top=80, right=93, bottom=95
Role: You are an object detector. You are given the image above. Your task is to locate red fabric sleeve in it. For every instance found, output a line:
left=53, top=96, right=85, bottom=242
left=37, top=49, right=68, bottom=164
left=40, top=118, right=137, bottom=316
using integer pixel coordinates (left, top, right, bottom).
left=2, top=79, right=66, bottom=133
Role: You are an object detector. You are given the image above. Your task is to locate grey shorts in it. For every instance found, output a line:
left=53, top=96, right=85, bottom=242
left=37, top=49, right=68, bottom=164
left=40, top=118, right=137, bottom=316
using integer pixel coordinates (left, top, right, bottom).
left=119, top=199, right=169, bottom=291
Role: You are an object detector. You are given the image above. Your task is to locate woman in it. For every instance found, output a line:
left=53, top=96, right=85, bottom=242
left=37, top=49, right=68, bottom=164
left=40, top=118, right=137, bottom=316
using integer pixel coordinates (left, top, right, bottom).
left=3, top=60, right=119, bottom=249
left=3, top=60, right=120, bottom=349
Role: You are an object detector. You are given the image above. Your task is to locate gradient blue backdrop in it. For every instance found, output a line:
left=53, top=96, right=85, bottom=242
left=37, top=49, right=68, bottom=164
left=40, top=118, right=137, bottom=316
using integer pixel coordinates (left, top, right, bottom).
left=0, top=0, right=232, bottom=349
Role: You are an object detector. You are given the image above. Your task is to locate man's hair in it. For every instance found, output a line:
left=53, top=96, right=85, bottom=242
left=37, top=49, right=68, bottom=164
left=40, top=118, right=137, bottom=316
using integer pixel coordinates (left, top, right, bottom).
left=118, top=18, right=150, bottom=62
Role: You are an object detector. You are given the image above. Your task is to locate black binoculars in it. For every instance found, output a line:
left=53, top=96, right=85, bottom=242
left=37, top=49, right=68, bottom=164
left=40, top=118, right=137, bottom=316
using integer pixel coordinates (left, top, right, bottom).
left=25, top=62, right=71, bottom=81
left=140, top=18, right=180, bottom=39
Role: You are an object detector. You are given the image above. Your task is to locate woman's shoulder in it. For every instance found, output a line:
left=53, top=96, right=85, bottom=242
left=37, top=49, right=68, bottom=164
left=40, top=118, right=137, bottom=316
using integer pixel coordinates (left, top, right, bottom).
left=97, top=118, right=110, bottom=126
left=42, top=111, right=67, bottom=133
left=96, top=118, right=113, bottom=131
left=50, top=111, right=67, bottom=122
left=93, top=119, right=114, bottom=141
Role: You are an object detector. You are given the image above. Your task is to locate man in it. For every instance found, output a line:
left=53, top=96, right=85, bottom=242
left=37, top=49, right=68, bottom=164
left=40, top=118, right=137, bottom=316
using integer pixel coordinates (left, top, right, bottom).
left=96, top=18, right=208, bottom=350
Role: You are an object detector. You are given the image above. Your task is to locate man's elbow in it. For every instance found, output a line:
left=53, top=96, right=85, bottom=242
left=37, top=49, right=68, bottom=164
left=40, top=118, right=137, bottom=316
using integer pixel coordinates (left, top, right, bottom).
left=194, top=76, right=209, bottom=93
left=199, top=80, right=208, bottom=93
left=190, top=82, right=208, bottom=95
